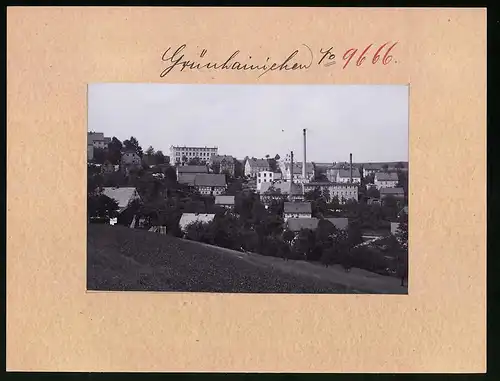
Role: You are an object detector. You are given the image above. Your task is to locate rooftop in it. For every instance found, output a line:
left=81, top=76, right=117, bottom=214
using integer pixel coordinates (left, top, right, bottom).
left=177, top=165, right=209, bottom=174
left=101, top=187, right=139, bottom=211
left=284, top=162, right=315, bottom=173
left=284, top=202, right=312, bottom=214
left=375, top=172, right=399, bottom=181
left=215, top=195, right=235, bottom=205
left=247, top=158, right=270, bottom=168
left=179, top=213, right=216, bottom=231
left=177, top=173, right=197, bottom=186
left=194, top=174, right=227, bottom=187
left=380, top=187, right=405, bottom=195
left=337, top=168, right=361, bottom=178
left=260, top=181, right=302, bottom=195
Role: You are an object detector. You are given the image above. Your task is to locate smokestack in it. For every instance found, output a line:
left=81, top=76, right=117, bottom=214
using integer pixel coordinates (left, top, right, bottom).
left=350, top=153, right=353, bottom=183
left=302, top=129, right=307, bottom=179
left=290, top=151, right=294, bottom=185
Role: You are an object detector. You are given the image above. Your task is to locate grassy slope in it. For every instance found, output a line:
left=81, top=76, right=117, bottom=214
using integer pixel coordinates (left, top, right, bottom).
left=87, top=224, right=358, bottom=293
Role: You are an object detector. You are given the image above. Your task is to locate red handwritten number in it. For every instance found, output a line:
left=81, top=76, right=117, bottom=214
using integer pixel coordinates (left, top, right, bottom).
left=372, top=43, right=388, bottom=64
left=356, top=44, right=373, bottom=67
left=342, top=49, right=357, bottom=69
left=382, top=42, right=398, bottom=65
left=342, top=42, right=398, bottom=69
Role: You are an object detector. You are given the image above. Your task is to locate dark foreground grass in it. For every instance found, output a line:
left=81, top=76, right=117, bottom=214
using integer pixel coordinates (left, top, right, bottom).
left=87, top=224, right=357, bottom=293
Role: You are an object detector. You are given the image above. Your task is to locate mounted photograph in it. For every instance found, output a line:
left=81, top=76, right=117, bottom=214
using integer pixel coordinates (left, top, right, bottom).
left=87, top=84, right=409, bottom=294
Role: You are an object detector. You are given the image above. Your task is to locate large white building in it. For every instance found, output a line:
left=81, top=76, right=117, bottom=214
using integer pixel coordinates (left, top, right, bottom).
left=170, top=145, right=218, bottom=164
left=256, top=170, right=277, bottom=191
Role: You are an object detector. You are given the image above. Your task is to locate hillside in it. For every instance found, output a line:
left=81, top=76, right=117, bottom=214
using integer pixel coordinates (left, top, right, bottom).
left=87, top=224, right=362, bottom=293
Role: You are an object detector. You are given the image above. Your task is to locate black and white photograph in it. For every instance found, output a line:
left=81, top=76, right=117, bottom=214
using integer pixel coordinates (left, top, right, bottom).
left=87, top=84, right=409, bottom=294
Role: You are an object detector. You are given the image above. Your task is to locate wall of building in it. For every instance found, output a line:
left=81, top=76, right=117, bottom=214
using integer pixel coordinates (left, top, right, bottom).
left=170, top=146, right=218, bottom=163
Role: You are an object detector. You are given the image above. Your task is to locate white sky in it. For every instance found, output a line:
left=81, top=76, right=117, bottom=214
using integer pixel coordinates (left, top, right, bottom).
left=88, top=84, right=408, bottom=163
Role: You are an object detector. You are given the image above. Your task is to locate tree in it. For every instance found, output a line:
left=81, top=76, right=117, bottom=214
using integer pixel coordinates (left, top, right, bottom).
left=304, top=188, right=322, bottom=201
left=234, top=158, right=244, bottom=178
left=366, top=187, right=380, bottom=199
left=107, top=137, right=123, bottom=165
left=164, top=165, right=177, bottom=183
left=87, top=193, right=119, bottom=220
left=293, top=228, right=316, bottom=260
left=123, top=136, right=143, bottom=157
left=265, top=154, right=270, bottom=159
left=382, top=164, right=389, bottom=172
left=275, top=154, right=280, bottom=161
left=92, top=148, right=106, bottom=164
left=185, top=221, right=213, bottom=243
left=182, top=155, right=188, bottom=164
left=321, top=188, right=331, bottom=203
left=145, top=145, right=155, bottom=156
left=154, top=150, right=166, bottom=165
left=210, top=161, right=221, bottom=174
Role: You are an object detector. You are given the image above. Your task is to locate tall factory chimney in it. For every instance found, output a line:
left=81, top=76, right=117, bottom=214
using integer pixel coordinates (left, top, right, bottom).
left=302, top=129, right=307, bottom=180
left=290, top=151, right=294, bottom=185
left=349, top=153, right=353, bottom=183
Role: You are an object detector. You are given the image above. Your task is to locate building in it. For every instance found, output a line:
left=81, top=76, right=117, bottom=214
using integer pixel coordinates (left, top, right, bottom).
left=193, top=174, right=227, bottom=196
left=374, top=172, right=399, bottom=189
left=335, top=168, right=361, bottom=184
left=176, top=165, right=208, bottom=177
left=285, top=217, right=349, bottom=234
left=283, top=202, right=312, bottom=220
left=176, top=165, right=208, bottom=185
left=390, top=222, right=400, bottom=235
left=280, top=161, right=315, bottom=183
left=302, top=182, right=358, bottom=203
left=170, top=145, right=218, bottom=164
left=101, top=187, right=141, bottom=214
left=209, top=155, right=235, bottom=176
left=362, top=162, right=408, bottom=177
left=215, top=195, right=235, bottom=209
left=259, top=181, right=303, bottom=205
left=362, top=163, right=385, bottom=177
left=256, top=171, right=277, bottom=191
left=179, top=213, right=216, bottom=232
left=244, top=158, right=270, bottom=178
left=87, top=132, right=111, bottom=162
left=120, top=150, right=142, bottom=174
left=380, top=187, right=405, bottom=200
left=88, top=132, right=111, bottom=149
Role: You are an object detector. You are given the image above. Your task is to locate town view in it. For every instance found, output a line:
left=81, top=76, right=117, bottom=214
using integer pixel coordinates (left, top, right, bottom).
left=87, top=84, right=409, bottom=294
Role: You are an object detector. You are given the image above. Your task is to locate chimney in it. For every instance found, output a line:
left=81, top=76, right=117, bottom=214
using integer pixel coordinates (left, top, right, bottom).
left=349, top=153, right=353, bottom=183
left=302, top=129, right=307, bottom=179
left=290, top=151, right=294, bottom=185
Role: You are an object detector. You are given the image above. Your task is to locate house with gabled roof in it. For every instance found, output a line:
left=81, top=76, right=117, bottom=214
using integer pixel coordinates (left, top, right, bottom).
left=101, top=187, right=141, bottom=214
left=281, top=161, right=315, bottom=183
left=215, top=195, right=235, bottom=209
left=335, top=168, right=361, bottom=184
left=210, top=155, right=235, bottom=176
left=194, top=174, right=227, bottom=196
left=283, top=202, right=312, bottom=220
left=259, top=181, right=304, bottom=205
left=244, top=158, right=270, bottom=178
left=179, top=213, right=215, bottom=233
left=380, top=187, right=405, bottom=200
left=375, top=172, right=399, bottom=189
